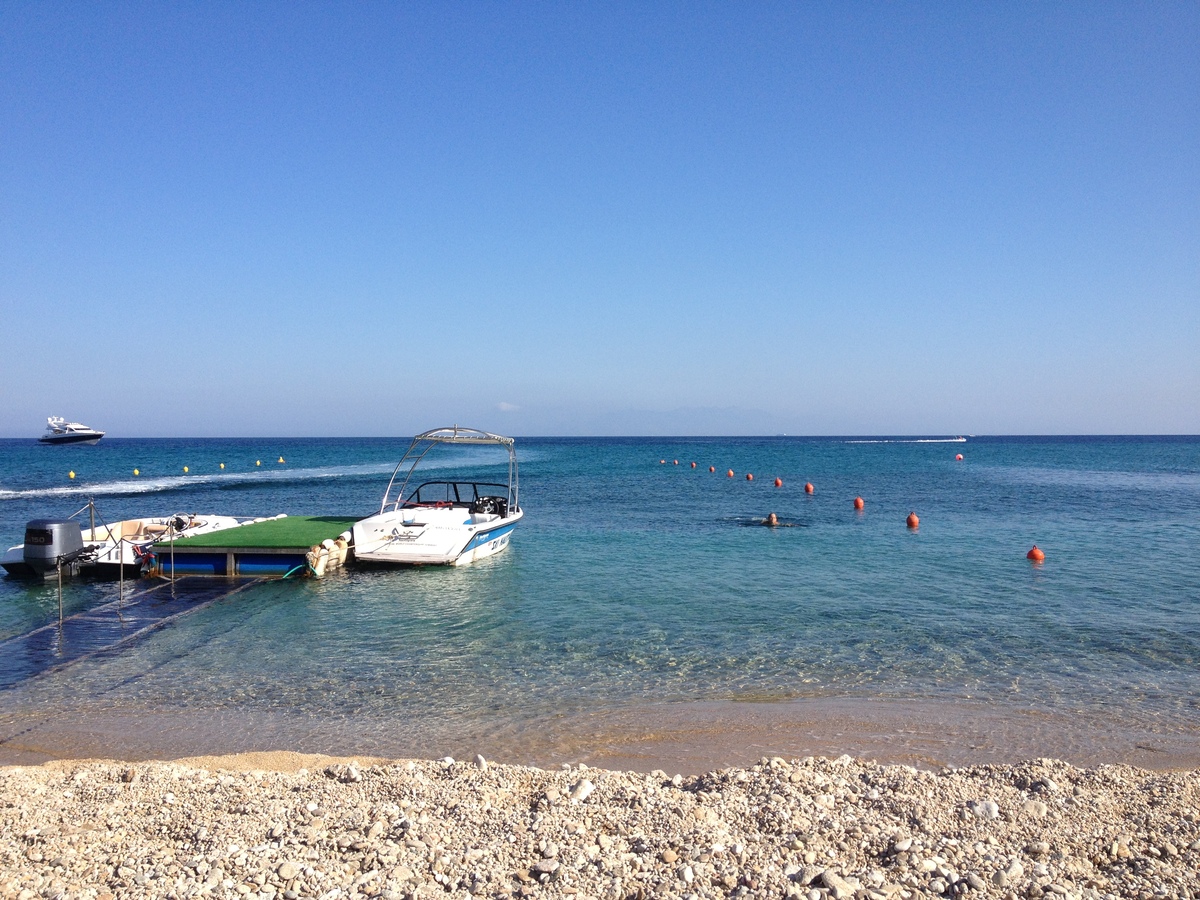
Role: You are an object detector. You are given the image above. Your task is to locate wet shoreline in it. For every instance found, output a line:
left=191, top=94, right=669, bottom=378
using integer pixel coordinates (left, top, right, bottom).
left=3, top=696, right=1198, bottom=774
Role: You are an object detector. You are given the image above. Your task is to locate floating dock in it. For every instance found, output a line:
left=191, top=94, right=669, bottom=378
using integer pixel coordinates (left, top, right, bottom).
left=151, top=516, right=358, bottom=578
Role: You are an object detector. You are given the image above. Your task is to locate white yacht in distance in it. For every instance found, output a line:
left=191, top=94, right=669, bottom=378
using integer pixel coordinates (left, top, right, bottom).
left=353, top=426, right=523, bottom=566
left=39, top=416, right=104, bottom=445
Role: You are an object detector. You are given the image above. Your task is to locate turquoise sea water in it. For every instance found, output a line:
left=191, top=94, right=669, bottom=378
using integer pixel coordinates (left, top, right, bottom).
left=1, top=435, right=1198, bottom=769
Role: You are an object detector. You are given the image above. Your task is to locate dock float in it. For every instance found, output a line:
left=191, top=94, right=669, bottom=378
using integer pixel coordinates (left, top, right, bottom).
left=151, top=516, right=358, bottom=578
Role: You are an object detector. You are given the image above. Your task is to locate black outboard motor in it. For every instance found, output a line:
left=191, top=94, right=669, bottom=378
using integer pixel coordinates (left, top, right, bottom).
left=22, top=519, right=86, bottom=578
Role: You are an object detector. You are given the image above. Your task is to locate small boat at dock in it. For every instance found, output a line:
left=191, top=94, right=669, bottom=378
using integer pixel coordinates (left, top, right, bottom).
left=353, top=426, right=523, bottom=566
left=1, top=502, right=262, bottom=580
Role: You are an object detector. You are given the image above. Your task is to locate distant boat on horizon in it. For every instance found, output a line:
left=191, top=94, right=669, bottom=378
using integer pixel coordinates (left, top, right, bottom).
left=38, top=416, right=105, bottom=445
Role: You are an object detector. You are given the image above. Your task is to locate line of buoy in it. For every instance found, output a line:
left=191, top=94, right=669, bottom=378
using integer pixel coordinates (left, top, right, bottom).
left=68, top=470, right=75, bottom=480
left=654, top=458, right=1040, bottom=559
left=183, top=466, right=189, bottom=473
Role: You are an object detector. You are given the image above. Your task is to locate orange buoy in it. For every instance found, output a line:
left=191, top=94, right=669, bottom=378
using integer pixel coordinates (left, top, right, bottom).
left=854, top=496, right=864, bottom=510
left=906, top=511, right=919, bottom=529
left=774, top=477, right=782, bottom=488
left=691, top=462, right=697, bottom=468
left=1027, top=545, right=1045, bottom=562
left=673, top=459, right=679, bottom=465
left=746, top=473, right=754, bottom=481
left=804, top=482, right=814, bottom=494
left=727, top=469, right=735, bottom=478
left=955, top=453, right=963, bottom=461
left=709, top=466, right=715, bottom=473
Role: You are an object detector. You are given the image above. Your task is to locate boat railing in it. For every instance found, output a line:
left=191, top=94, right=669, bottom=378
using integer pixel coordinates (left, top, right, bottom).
left=378, top=425, right=519, bottom=515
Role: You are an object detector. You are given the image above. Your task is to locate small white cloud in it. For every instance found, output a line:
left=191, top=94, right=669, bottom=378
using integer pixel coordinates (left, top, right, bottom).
left=497, top=401, right=520, bottom=412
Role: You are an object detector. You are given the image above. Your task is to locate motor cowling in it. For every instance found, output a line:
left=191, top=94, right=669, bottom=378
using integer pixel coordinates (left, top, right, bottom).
left=23, top=519, right=85, bottom=574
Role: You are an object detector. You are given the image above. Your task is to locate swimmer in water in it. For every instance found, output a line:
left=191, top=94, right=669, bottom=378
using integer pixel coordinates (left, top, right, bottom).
left=763, top=512, right=779, bottom=526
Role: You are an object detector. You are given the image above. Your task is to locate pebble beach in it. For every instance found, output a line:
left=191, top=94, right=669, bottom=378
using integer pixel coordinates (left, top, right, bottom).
left=2, top=751, right=1197, bottom=900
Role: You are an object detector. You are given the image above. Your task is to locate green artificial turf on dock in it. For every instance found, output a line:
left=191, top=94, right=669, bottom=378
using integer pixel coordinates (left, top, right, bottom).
left=157, top=516, right=359, bottom=549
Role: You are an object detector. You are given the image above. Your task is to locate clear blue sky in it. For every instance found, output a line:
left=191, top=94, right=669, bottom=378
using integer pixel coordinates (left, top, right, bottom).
left=2, top=2, right=1196, bottom=436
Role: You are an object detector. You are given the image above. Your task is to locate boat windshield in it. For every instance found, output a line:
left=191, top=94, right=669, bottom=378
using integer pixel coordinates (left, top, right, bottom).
left=402, top=481, right=510, bottom=507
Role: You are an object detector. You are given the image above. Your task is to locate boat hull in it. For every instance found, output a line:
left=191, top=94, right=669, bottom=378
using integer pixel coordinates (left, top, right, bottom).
left=38, top=433, right=103, bottom=445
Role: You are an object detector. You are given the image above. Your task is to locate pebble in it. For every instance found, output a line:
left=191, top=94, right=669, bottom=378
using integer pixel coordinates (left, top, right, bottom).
left=569, top=778, right=594, bottom=802
left=968, top=799, right=1000, bottom=819
left=820, top=869, right=855, bottom=899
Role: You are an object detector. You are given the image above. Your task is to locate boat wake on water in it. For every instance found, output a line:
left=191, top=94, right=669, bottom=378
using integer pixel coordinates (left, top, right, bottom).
left=0, top=448, right=520, bottom=502
left=844, top=437, right=967, bottom=444
left=0, top=463, right=397, bottom=501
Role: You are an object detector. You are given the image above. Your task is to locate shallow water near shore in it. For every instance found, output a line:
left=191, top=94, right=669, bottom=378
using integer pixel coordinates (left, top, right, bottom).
left=1, top=435, right=1198, bottom=770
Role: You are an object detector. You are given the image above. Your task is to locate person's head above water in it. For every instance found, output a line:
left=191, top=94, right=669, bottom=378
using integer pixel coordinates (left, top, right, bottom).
left=764, top=512, right=778, bottom=526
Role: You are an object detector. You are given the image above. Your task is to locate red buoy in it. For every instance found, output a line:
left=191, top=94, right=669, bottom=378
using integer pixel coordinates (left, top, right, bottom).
left=709, top=466, right=715, bottom=473
left=747, top=473, right=755, bottom=481
left=804, top=482, right=814, bottom=494
left=1027, top=545, right=1045, bottom=562
left=906, top=511, right=919, bottom=529
left=774, top=477, right=782, bottom=488
left=673, top=459, right=679, bottom=465
left=690, top=462, right=697, bottom=468
left=727, top=469, right=735, bottom=478
left=955, top=453, right=963, bottom=461
left=854, top=496, right=864, bottom=510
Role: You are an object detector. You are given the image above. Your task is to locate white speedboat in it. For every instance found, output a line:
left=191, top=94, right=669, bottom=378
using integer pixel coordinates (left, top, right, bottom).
left=38, top=416, right=105, bottom=445
left=353, top=426, right=523, bottom=566
left=80, top=513, right=254, bottom=577
left=2, top=504, right=255, bottom=579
